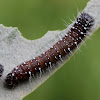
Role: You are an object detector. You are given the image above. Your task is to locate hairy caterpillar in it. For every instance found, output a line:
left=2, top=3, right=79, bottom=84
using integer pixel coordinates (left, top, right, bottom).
left=5, top=13, right=94, bottom=88
left=0, top=64, right=4, bottom=77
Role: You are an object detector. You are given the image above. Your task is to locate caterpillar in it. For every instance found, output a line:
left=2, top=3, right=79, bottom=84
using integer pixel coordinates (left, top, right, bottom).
left=5, top=13, right=94, bottom=88
left=0, top=64, right=4, bottom=77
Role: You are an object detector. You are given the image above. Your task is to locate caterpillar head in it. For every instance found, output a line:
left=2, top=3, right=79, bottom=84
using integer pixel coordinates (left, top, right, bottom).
left=5, top=73, right=18, bottom=88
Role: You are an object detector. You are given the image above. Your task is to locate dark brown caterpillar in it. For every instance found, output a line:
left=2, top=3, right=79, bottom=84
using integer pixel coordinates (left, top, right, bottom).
left=5, top=13, right=94, bottom=88
left=0, top=64, right=4, bottom=77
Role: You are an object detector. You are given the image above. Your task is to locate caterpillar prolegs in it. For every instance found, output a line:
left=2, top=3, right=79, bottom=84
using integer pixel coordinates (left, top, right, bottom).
left=5, top=13, right=94, bottom=88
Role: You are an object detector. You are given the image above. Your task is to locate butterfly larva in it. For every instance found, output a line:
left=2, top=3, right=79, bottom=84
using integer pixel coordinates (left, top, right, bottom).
left=0, top=64, right=4, bottom=77
left=5, top=13, right=94, bottom=88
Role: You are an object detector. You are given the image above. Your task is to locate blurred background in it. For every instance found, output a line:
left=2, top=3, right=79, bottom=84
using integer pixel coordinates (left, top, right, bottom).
left=0, top=0, right=100, bottom=100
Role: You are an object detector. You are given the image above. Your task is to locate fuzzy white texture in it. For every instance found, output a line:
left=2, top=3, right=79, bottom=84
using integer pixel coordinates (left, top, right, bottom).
left=0, top=0, right=100, bottom=100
